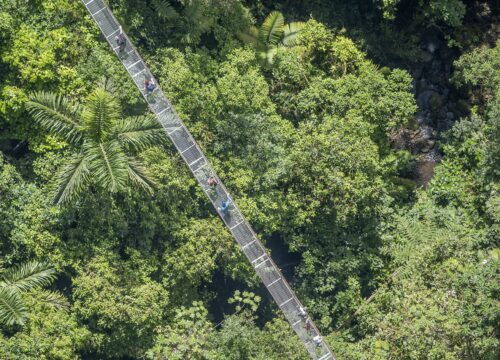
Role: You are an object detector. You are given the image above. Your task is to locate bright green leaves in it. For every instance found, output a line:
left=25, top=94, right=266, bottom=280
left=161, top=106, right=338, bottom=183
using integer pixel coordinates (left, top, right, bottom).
left=1, top=24, right=80, bottom=87
left=146, top=301, right=212, bottom=360
left=73, top=252, right=169, bottom=358
left=27, top=89, right=165, bottom=205
left=282, top=22, right=306, bottom=47
left=162, top=218, right=247, bottom=304
left=53, top=153, right=90, bottom=205
left=81, top=89, right=120, bottom=143
left=0, top=287, right=25, bottom=327
left=452, top=41, right=500, bottom=103
left=115, top=115, right=166, bottom=152
left=1, top=261, right=57, bottom=293
left=0, top=288, right=89, bottom=360
left=27, top=91, right=83, bottom=146
left=260, top=11, right=285, bottom=46
left=0, top=261, right=60, bottom=326
left=228, top=290, right=261, bottom=312
left=86, top=141, right=128, bottom=194
left=239, top=11, right=305, bottom=65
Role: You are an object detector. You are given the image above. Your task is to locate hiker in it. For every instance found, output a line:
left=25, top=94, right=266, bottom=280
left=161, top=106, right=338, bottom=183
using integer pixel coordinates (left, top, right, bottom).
left=207, top=176, right=218, bottom=187
left=298, top=306, right=307, bottom=318
left=144, top=78, right=156, bottom=93
left=220, top=199, right=231, bottom=214
left=313, top=335, right=322, bottom=346
left=115, top=26, right=126, bottom=52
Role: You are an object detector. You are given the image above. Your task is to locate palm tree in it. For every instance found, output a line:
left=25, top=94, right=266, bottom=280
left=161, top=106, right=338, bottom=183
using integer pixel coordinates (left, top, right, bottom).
left=152, top=0, right=213, bottom=44
left=238, top=11, right=305, bottom=65
left=0, top=261, right=67, bottom=326
left=26, top=89, right=166, bottom=205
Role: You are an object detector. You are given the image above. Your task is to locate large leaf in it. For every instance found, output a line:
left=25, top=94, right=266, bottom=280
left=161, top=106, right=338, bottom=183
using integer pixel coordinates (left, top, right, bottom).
left=38, top=290, right=69, bottom=312
left=259, top=11, right=284, bottom=46
left=82, top=89, right=120, bottom=143
left=1, top=261, right=57, bottom=292
left=126, top=157, right=157, bottom=194
left=237, top=25, right=260, bottom=47
left=0, top=286, right=26, bottom=326
left=27, top=92, right=83, bottom=146
left=85, top=140, right=128, bottom=193
left=282, top=21, right=305, bottom=47
left=53, top=152, right=90, bottom=205
left=114, top=115, right=166, bottom=152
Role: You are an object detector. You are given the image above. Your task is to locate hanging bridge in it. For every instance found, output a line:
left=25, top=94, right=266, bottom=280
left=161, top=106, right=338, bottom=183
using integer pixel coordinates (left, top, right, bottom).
left=81, top=1, right=335, bottom=359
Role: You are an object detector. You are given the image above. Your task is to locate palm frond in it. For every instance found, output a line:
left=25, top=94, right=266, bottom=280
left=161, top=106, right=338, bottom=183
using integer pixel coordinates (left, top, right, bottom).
left=27, top=92, right=83, bottom=146
left=82, top=89, right=121, bottom=143
left=38, top=290, right=69, bottom=312
left=0, top=286, right=26, bottom=326
left=237, top=26, right=260, bottom=47
left=282, top=21, right=305, bottom=46
left=85, top=140, right=128, bottom=193
left=126, top=157, right=157, bottom=194
left=53, top=153, right=90, bottom=205
left=152, top=0, right=180, bottom=20
left=114, top=115, right=166, bottom=152
left=265, top=47, right=278, bottom=65
left=1, top=261, right=57, bottom=292
left=259, top=11, right=284, bottom=46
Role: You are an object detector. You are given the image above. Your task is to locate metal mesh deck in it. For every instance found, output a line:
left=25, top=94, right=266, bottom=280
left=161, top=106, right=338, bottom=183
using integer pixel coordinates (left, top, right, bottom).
left=81, top=1, right=335, bottom=359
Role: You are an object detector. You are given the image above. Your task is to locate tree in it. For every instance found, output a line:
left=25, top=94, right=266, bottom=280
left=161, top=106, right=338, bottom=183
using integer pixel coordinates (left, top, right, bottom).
left=238, top=11, right=305, bottom=65
left=72, top=252, right=169, bottom=358
left=26, top=89, right=166, bottom=204
left=0, top=260, right=66, bottom=326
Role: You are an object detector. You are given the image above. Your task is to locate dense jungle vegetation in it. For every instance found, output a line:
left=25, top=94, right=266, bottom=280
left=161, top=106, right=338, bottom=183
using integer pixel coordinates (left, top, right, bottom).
left=0, top=0, right=498, bottom=359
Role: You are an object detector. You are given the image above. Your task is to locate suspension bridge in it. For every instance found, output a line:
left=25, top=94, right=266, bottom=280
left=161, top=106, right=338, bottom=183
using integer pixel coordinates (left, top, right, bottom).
left=81, top=1, right=335, bottom=358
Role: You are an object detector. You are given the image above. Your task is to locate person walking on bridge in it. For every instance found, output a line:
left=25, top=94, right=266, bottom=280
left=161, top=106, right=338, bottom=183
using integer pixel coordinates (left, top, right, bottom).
left=115, top=26, right=126, bottom=52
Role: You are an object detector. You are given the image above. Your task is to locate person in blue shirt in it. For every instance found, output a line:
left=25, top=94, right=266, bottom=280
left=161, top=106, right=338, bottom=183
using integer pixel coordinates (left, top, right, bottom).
left=144, top=78, right=156, bottom=93
left=220, top=199, right=231, bottom=214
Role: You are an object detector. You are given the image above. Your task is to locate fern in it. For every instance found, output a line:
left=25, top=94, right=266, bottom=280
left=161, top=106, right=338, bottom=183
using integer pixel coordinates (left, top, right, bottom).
left=53, top=153, right=90, bottom=205
left=0, top=261, right=63, bottom=326
left=115, top=115, right=165, bottom=152
left=0, top=287, right=26, bottom=326
left=28, top=88, right=165, bottom=205
left=85, top=140, right=128, bottom=193
left=152, top=0, right=179, bottom=20
left=239, top=11, right=305, bottom=65
left=27, top=92, right=83, bottom=146
left=126, top=157, right=157, bottom=194
left=1, top=261, right=57, bottom=292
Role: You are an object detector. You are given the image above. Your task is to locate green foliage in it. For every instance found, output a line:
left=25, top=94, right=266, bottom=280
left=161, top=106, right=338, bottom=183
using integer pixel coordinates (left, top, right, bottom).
left=0, top=1, right=498, bottom=359
left=146, top=301, right=212, bottom=360
left=0, top=261, right=63, bottom=326
left=72, top=252, right=169, bottom=357
left=228, top=290, right=261, bottom=312
left=0, top=289, right=90, bottom=360
left=26, top=89, right=165, bottom=204
left=426, top=0, right=466, bottom=27
left=452, top=41, right=500, bottom=103
left=238, top=11, right=305, bottom=64
left=379, top=0, right=466, bottom=27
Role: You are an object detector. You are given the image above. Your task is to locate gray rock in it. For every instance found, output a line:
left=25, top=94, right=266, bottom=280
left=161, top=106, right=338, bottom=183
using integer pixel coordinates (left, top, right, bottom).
left=421, top=140, right=436, bottom=153
left=417, top=90, right=438, bottom=111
